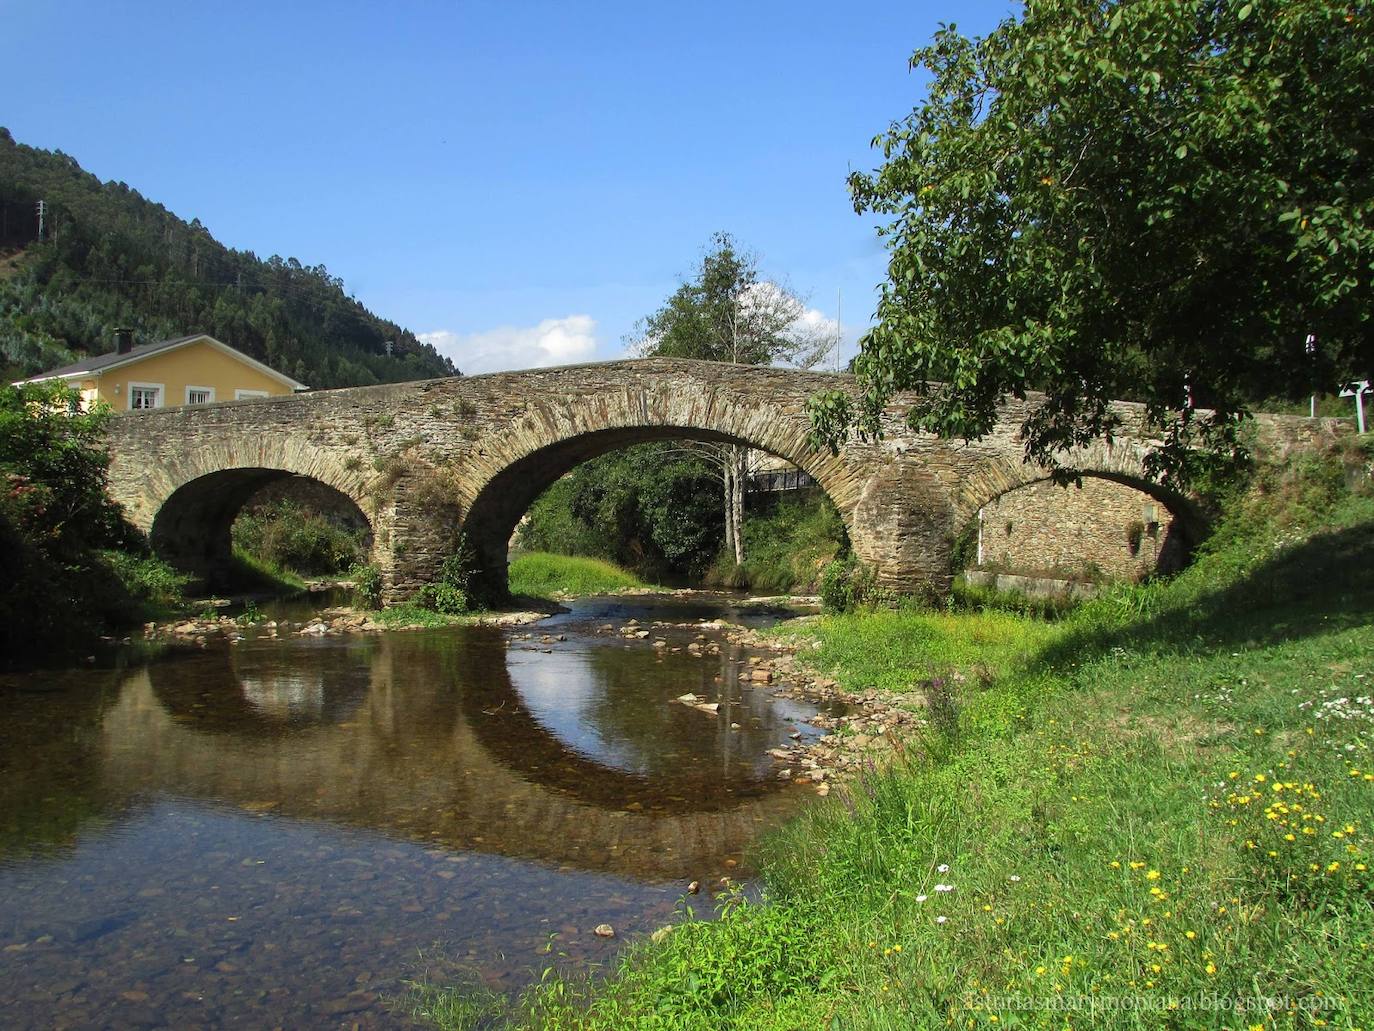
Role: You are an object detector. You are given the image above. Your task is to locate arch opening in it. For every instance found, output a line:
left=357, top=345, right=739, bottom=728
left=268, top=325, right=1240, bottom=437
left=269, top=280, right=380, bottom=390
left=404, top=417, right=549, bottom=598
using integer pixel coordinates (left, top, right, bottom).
left=149, top=468, right=374, bottom=592
left=462, top=426, right=854, bottom=601
left=956, top=471, right=1203, bottom=591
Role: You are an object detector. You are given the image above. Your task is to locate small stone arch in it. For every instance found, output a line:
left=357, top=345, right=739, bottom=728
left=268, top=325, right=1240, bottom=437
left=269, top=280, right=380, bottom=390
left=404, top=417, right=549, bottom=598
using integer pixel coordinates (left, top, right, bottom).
left=124, top=434, right=378, bottom=590
left=954, top=446, right=1208, bottom=579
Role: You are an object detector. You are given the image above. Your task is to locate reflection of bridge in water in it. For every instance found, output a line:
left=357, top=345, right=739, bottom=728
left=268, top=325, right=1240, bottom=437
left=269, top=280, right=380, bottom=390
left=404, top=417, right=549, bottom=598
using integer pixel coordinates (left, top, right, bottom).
left=93, top=631, right=805, bottom=880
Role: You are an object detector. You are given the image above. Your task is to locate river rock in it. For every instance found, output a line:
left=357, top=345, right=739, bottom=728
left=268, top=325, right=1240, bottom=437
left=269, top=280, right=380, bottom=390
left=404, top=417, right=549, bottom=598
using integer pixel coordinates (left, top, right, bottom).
left=594, top=924, right=615, bottom=938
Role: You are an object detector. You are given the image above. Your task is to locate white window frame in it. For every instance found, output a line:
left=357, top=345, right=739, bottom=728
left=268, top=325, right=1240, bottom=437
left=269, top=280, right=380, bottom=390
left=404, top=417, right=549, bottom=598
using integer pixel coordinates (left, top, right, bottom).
left=185, top=385, right=216, bottom=405
left=234, top=389, right=270, bottom=400
left=128, top=381, right=164, bottom=411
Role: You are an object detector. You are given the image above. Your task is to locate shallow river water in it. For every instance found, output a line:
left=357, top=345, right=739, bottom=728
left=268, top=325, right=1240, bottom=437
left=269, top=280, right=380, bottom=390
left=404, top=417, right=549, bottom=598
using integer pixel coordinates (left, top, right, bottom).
left=0, top=595, right=822, bottom=1029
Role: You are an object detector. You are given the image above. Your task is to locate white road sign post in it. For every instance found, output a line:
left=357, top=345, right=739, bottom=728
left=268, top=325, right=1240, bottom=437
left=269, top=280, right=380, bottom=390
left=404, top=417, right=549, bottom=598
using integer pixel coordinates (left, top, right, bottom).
left=1340, top=380, right=1370, bottom=434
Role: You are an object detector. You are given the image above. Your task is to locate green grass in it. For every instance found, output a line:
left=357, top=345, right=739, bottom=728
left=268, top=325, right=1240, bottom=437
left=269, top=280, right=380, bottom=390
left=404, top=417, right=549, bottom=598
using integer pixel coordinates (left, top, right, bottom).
left=415, top=440, right=1374, bottom=1030
left=372, top=603, right=467, bottom=628
left=508, top=551, right=650, bottom=598
left=96, top=548, right=191, bottom=615
left=230, top=547, right=307, bottom=594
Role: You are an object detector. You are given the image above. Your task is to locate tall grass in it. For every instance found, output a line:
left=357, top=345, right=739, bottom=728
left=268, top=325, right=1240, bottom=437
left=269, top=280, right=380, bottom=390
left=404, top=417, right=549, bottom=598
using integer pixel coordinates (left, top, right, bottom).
left=710, top=491, right=848, bottom=593
left=508, top=552, right=650, bottom=598
left=416, top=439, right=1374, bottom=1029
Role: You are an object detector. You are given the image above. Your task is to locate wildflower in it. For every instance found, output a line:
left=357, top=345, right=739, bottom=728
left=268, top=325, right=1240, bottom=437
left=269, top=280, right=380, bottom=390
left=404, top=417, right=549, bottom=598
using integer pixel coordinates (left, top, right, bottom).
left=935, top=884, right=954, bottom=893
left=1146, top=870, right=1161, bottom=881
left=1129, top=861, right=1145, bottom=870
left=1110, top=861, right=1120, bottom=869
left=1009, top=875, right=1021, bottom=882
left=1185, top=931, right=1196, bottom=940
left=915, top=894, right=928, bottom=903
left=937, top=864, right=950, bottom=873
left=1205, top=962, right=1217, bottom=976
left=936, top=916, right=948, bottom=925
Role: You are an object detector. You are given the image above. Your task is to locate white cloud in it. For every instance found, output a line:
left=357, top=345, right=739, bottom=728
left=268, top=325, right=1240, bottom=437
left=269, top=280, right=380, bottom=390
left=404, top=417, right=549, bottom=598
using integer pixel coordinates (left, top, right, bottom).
left=420, top=315, right=600, bottom=375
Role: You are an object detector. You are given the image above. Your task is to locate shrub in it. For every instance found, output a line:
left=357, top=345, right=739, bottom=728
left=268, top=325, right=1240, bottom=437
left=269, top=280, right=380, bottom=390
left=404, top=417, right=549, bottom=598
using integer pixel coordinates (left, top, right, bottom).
left=231, top=500, right=366, bottom=576
left=416, top=536, right=481, bottom=614
left=352, top=564, right=383, bottom=609
left=818, top=555, right=890, bottom=612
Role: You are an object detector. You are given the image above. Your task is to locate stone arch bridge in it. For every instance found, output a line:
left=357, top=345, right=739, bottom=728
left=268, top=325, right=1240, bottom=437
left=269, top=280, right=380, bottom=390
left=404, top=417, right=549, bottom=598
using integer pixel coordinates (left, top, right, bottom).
left=103, top=358, right=1335, bottom=602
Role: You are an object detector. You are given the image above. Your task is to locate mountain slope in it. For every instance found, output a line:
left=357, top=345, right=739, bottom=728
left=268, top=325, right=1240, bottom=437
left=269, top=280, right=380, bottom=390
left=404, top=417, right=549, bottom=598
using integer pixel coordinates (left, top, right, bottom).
left=0, top=128, right=457, bottom=387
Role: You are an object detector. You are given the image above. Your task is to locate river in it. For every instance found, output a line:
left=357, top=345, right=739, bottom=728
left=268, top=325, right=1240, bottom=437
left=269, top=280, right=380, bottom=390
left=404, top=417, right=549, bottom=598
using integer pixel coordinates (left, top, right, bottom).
left=0, top=594, right=827, bottom=1029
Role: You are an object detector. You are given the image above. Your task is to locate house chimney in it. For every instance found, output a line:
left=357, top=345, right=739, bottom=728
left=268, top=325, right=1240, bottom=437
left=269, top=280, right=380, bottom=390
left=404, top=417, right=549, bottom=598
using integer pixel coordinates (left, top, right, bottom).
left=114, top=328, right=134, bottom=355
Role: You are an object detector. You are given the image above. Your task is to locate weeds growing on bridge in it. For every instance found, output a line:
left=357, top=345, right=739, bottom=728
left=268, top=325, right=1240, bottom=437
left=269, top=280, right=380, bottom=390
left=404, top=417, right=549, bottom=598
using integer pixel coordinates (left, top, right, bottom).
left=410, top=439, right=1374, bottom=1030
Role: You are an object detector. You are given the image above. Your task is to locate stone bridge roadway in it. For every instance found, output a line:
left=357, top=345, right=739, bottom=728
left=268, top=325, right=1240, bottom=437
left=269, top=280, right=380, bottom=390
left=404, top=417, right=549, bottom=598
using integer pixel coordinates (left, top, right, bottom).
left=103, top=358, right=1338, bottom=602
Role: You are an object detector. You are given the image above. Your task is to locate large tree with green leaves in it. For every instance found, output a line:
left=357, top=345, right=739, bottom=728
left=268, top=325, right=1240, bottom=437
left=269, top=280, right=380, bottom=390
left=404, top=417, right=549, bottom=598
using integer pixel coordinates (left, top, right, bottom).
left=811, top=0, right=1372, bottom=483
left=633, top=233, right=829, bottom=562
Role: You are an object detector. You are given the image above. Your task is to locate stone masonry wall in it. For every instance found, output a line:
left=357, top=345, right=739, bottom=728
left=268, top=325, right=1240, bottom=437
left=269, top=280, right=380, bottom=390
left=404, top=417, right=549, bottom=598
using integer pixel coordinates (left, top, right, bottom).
left=976, top=477, right=1187, bottom=582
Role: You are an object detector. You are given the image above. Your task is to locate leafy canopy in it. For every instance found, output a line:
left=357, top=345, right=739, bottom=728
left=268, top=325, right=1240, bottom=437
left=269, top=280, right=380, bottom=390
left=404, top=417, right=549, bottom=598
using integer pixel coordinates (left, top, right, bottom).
left=0, top=381, right=126, bottom=556
left=811, top=0, right=1373, bottom=483
left=632, top=232, right=829, bottom=368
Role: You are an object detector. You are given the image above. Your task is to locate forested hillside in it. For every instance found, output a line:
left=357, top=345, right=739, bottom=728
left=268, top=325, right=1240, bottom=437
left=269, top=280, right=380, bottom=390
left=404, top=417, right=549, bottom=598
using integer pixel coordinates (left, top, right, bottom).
left=0, top=128, right=457, bottom=387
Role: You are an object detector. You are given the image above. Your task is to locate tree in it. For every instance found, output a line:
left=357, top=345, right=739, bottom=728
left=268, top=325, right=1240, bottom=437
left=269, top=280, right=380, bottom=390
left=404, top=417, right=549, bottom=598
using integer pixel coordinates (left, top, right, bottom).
left=810, top=0, right=1373, bottom=484
left=632, top=232, right=830, bottom=563
left=0, top=382, right=125, bottom=557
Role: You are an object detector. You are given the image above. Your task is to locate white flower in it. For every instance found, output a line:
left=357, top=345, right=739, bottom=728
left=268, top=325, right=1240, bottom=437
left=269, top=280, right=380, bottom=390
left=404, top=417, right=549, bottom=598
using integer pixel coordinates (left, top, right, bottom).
left=915, top=894, right=928, bottom=903
left=935, top=884, right=954, bottom=893
left=937, top=864, right=950, bottom=873
left=936, top=916, right=948, bottom=924
left=1009, top=875, right=1021, bottom=883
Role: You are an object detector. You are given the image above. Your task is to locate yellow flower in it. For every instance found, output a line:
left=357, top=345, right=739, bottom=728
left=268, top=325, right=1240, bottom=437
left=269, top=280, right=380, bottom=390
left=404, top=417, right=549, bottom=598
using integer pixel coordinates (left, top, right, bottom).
left=1146, top=870, right=1161, bottom=881
left=1205, top=962, right=1217, bottom=976
left=1185, top=931, right=1196, bottom=940
left=1129, top=861, right=1145, bottom=870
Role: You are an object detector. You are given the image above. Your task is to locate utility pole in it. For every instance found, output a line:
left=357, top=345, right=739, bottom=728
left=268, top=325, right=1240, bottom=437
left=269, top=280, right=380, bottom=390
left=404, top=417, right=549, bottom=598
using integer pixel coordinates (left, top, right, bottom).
left=35, top=199, right=46, bottom=241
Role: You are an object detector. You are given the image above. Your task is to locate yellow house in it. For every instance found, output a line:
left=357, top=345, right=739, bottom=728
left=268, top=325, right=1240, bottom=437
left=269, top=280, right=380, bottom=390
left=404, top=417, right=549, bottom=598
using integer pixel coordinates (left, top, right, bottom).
left=18, top=332, right=307, bottom=410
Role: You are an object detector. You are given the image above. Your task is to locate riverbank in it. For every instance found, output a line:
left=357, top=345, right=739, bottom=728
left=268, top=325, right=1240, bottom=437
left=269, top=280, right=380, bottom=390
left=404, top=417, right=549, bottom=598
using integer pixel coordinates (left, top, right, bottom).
left=414, top=442, right=1374, bottom=1028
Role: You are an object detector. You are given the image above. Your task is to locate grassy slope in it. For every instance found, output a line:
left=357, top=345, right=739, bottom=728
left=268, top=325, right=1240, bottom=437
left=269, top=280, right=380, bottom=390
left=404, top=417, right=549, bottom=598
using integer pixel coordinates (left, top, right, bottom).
left=418, top=443, right=1374, bottom=1030
left=508, top=552, right=650, bottom=598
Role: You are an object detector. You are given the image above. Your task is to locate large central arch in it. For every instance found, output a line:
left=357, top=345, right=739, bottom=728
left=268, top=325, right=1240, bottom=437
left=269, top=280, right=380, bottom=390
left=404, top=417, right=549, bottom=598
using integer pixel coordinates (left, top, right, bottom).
left=462, top=425, right=856, bottom=598
left=454, top=378, right=873, bottom=599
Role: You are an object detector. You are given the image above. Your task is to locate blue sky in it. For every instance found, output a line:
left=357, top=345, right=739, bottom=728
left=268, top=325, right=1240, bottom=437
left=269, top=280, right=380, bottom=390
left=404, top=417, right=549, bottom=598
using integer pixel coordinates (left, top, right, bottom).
left=3, top=0, right=1014, bottom=373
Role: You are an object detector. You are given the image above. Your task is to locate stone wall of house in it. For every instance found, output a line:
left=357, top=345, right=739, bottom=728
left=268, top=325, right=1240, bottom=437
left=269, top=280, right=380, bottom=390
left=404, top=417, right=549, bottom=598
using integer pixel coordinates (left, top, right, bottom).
left=975, top=477, right=1187, bottom=582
